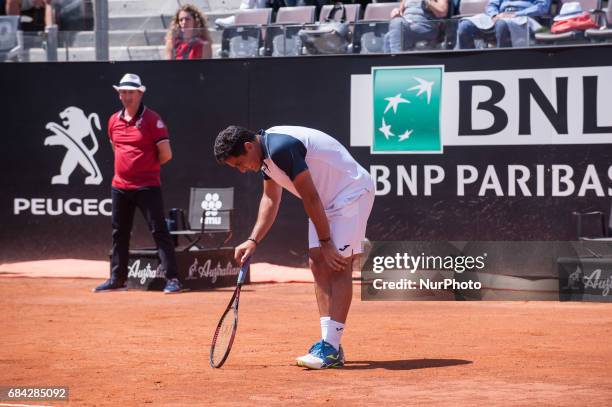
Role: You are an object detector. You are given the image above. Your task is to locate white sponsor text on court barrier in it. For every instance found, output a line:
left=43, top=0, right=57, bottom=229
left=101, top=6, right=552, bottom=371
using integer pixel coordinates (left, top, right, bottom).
left=371, top=164, right=612, bottom=197
left=13, top=198, right=112, bottom=216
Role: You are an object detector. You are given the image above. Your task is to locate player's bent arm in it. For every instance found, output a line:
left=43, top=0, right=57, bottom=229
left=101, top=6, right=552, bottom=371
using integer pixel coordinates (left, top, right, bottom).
left=250, top=179, right=282, bottom=243
left=157, top=140, right=172, bottom=164
left=234, top=179, right=282, bottom=264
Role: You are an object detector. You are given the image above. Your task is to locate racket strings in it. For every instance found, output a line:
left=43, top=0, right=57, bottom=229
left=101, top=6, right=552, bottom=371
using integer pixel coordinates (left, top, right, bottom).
left=210, top=257, right=250, bottom=368
left=211, top=308, right=236, bottom=366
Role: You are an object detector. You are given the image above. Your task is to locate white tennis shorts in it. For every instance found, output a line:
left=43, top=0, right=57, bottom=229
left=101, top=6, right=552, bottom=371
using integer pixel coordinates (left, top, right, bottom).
left=308, top=190, right=375, bottom=257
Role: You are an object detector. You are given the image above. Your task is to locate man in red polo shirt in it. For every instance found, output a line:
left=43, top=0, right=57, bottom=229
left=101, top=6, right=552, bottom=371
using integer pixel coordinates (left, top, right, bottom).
left=93, top=73, right=183, bottom=294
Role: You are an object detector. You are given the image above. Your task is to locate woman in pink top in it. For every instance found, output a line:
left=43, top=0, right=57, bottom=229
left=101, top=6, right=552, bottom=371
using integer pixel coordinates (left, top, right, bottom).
left=165, top=4, right=212, bottom=60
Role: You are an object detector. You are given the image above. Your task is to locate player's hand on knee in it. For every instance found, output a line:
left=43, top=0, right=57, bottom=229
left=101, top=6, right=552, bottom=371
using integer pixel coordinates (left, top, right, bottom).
left=234, top=240, right=257, bottom=265
left=320, top=240, right=348, bottom=272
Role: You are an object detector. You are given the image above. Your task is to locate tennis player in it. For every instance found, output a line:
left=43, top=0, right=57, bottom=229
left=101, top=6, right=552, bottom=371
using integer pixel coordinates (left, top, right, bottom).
left=214, top=125, right=374, bottom=369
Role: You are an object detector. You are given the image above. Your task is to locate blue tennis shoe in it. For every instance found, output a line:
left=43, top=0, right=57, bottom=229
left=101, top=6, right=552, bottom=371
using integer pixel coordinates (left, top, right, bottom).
left=163, top=278, right=185, bottom=294
left=296, top=340, right=344, bottom=369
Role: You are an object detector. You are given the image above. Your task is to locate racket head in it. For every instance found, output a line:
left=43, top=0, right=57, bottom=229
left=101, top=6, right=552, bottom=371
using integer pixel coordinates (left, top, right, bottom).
left=209, top=257, right=251, bottom=368
left=209, top=291, right=239, bottom=368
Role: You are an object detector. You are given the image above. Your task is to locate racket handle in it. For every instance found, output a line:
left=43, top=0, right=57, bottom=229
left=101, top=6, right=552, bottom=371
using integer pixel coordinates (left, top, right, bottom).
left=237, top=256, right=251, bottom=285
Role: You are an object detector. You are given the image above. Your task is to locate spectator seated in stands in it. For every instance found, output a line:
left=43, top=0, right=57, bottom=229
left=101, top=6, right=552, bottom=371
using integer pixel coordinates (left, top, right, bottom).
left=165, top=4, right=212, bottom=60
left=383, top=0, right=449, bottom=53
left=4, top=0, right=55, bottom=30
left=456, top=0, right=550, bottom=49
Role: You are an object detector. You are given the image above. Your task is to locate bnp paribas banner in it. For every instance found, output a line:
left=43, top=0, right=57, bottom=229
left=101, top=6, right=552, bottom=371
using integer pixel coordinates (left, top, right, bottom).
left=353, top=65, right=612, bottom=152
left=351, top=65, right=612, bottom=198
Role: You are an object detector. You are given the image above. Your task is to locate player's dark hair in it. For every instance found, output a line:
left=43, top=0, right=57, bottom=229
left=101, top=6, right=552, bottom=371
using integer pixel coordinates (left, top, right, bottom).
left=214, top=125, right=257, bottom=163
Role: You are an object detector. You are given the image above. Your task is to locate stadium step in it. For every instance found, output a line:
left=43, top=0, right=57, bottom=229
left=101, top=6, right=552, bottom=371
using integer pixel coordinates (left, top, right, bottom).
left=108, top=0, right=214, bottom=16
left=53, top=29, right=222, bottom=48
left=108, top=0, right=244, bottom=16
left=108, top=11, right=234, bottom=30
left=25, top=43, right=223, bottom=62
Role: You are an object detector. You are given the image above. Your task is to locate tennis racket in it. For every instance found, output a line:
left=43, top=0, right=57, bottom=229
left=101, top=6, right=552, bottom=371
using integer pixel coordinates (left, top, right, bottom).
left=209, top=256, right=251, bottom=368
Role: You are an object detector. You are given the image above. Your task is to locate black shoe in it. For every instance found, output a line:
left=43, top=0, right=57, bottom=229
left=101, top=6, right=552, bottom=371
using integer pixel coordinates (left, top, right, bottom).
left=92, top=279, right=128, bottom=293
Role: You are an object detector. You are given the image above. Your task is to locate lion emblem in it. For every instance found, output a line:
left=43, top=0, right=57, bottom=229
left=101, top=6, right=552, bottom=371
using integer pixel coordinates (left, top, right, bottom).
left=563, top=267, right=583, bottom=290
left=44, top=106, right=103, bottom=185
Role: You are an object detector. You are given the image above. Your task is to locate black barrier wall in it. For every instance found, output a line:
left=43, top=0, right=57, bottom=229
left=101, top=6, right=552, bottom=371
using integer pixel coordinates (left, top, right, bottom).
left=2, top=45, right=612, bottom=266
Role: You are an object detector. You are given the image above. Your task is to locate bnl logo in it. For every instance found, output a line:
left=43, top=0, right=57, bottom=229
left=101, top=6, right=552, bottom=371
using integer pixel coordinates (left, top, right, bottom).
left=372, top=66, right=443, bottom=154
left=201, top=193, right=223, bottom=225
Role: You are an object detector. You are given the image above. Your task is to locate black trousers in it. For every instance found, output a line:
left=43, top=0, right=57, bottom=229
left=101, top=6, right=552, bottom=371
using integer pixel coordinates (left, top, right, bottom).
left=110, top=186, right=177, bottom=282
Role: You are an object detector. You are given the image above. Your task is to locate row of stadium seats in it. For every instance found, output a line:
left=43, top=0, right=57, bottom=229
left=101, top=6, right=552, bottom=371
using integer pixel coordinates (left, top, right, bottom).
left=219, top=0, right=612, bottom=58
left=221, top=3, right=402, bottom=57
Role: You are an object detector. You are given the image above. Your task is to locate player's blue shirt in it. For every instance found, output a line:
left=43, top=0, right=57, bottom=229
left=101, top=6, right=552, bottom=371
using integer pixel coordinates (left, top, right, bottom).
left=260, top=126, right=373, bottom=209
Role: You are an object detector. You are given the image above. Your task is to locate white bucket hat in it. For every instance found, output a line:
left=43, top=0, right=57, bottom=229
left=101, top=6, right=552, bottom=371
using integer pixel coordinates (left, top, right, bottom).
left=554, top=2, right=585, bottom=21
left=113, top=73, right=147, bottom=93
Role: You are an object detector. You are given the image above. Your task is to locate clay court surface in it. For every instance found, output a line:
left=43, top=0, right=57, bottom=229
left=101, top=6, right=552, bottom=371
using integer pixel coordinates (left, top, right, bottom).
left=2, top=270, right=612, bottom=406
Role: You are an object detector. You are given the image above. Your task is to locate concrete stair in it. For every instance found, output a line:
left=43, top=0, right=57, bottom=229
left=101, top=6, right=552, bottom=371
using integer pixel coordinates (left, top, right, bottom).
left=107, top=10, right=234, bottom=30
left=108, top=0, right=211, bottom=16
left=61, top=28, right=223, bottom=48
left=26, top=43, right=223, bottom=61
left=107, top=0, right=243, bottom=16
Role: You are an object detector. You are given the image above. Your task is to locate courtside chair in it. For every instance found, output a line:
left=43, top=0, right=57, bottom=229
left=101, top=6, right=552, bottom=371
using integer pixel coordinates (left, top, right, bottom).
left=351, top=2, right=399, bottom=53
left=263, top=5, right=316, bottom=56
left=169, top=187, right=234, bottom=251
left=572, top=204, right=612, bottom=259
left=573, top=205, right=612, bottom=241
left=220, top=9, right=273, bottom=58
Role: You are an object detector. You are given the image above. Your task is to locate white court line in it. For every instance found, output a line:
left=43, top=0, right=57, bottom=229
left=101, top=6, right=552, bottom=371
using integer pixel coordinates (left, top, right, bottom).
left=0, top=403, right=53, bottom=407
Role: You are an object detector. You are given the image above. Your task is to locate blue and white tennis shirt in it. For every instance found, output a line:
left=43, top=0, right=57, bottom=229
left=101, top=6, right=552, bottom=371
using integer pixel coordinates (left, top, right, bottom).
left=260, top=126, right=373, bottom=209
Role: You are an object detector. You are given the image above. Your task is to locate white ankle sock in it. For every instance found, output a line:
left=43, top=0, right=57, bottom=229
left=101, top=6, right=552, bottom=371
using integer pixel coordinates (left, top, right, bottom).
left=320, top=316, right=330, bottom=340
left=324, top=320, right=344, bottom=351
